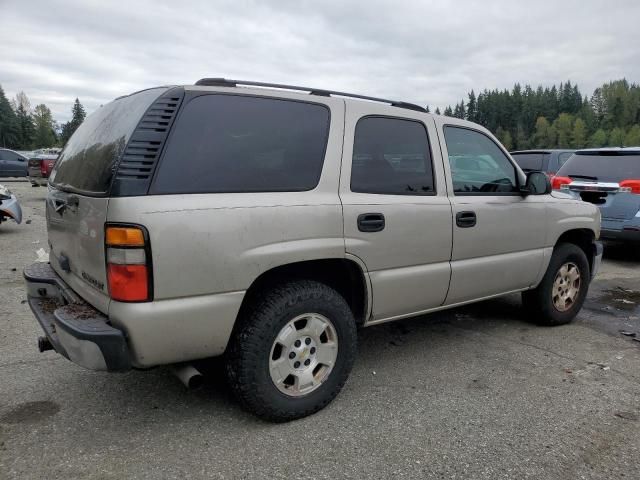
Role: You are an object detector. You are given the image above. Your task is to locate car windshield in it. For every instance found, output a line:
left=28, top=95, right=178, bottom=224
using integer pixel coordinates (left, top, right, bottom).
left=556, top=152, right=640, bottom=182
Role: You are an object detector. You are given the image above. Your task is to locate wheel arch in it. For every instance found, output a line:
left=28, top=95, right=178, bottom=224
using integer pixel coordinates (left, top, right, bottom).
left=234, top=258, right=371, bottom=333
left=554, top=228, right=597, bottom=273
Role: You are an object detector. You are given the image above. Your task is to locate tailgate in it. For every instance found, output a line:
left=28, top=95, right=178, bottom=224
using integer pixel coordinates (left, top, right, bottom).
left=47, top=188, right=110, bottom=313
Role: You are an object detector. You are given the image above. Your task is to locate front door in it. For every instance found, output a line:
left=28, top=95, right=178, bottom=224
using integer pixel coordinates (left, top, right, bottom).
left=340, top=103, right=453, bottom=322
left=436, top=120, right=547, bottom=305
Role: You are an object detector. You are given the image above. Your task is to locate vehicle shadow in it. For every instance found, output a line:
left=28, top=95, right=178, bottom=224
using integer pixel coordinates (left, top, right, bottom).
left=602, top=240, right=640, bottom=263
left=45, top=294, right=533, bottom=427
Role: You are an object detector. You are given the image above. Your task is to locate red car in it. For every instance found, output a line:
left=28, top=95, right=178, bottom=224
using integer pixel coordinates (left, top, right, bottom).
left=28, top=153, right=58, bottom=186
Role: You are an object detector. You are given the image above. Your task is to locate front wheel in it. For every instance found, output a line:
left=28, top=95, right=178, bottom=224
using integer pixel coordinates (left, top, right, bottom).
left=225, top=280, right=357, bottom=422
left=522, top=243, right=590, bottom=326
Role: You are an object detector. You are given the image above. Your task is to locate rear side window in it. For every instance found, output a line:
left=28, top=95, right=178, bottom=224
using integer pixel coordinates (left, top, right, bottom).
left=557, top=152, right=640, bottom=182
left=444, top=126, right=519, bottom=194
left=351, top=117, right=435, bottom=195
left=50, top=88, right=167, bottom=194
left=151, top=95, right=330, bottom=194
left=511, top=153, right=543, bottom=171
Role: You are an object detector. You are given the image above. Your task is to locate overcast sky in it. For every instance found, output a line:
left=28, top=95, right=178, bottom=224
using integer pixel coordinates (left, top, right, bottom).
left=1, top=0, right=639, bottom=123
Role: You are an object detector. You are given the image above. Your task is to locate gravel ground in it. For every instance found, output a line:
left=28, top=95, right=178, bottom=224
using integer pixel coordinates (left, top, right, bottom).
left=1, top=179, right=639, bottom=479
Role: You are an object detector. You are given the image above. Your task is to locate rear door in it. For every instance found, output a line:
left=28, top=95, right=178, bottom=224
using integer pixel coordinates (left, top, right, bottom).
left=340, top=104, right=453, bottom=322
left=47, top=87, right=169, bottom=313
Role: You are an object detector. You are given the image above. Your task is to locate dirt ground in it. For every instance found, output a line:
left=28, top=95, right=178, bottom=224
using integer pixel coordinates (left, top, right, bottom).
left=1, top=179, right=639, bottom=479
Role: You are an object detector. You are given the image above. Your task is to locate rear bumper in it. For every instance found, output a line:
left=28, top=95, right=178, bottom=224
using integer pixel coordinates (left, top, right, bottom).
left=24, top=262, right=130, bottom=371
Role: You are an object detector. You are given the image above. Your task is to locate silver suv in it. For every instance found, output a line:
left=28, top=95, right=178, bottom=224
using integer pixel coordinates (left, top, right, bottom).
left=24, top=79, right=602, bottom=421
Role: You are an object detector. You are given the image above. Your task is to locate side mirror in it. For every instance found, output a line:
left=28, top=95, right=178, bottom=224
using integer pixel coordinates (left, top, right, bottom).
left=521, top=171, right=551, bottom=196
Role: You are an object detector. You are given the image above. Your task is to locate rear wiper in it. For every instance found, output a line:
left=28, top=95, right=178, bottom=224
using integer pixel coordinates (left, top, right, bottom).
left=568, top=174, right=598, bottom=181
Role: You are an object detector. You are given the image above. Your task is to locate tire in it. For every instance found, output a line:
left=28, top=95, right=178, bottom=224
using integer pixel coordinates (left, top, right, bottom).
left=522, top=243, right=590, bottom=326
left=225, top=280, right=357, bottom=422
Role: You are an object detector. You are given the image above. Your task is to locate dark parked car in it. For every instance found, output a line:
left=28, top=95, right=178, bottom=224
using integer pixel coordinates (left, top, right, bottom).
left=511, top=149, right=575, bottom=175
left=552, top=148, right=640, bottom=242
left=0, top=148, right=28, bottom=177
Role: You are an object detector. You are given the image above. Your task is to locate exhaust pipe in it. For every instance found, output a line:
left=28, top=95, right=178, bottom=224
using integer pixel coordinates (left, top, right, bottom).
left=170, top=364, right=204, bottom=389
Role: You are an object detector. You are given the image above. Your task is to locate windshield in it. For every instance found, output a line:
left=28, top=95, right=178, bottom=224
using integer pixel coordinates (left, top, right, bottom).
left=50, top=87, right=167, bottom=195
left=556, top=152, right=640, bottom=182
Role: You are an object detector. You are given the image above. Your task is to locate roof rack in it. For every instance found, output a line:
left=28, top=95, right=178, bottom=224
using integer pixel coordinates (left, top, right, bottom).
left=194, top=78, right=427, bottom=113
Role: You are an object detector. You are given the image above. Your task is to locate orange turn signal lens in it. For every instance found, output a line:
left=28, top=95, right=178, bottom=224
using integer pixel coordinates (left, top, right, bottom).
left=106, top=226, right=145, bottom=246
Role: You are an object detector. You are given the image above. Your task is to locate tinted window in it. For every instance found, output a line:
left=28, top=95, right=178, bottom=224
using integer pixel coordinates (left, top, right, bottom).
left=557, top=152, right=640, bottom=182
left=511, top=153, right=543, bottom=171
left=50, top=87, right=166, bottom=194
left=151, top=95, right=329, bottom=194
left=351, top=117, right=434, bottom=195
left=443, top=126, right=518, bottom=194
left=557, top=152, right=573, bottom=168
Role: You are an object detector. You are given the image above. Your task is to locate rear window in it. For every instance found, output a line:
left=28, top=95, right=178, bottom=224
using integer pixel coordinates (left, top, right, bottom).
left=50, top=88, right=167, bottom=194
left=150, top=94, right=330, bottom=194
left=511, top=153, right=544, bottom=171
left=556, top=152, right=640, bottom=182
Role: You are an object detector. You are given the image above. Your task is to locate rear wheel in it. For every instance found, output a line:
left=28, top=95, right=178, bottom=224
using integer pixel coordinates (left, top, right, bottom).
left=522, top=243, right=590, bottom=326
left=225, top=280, right=357, bottom=422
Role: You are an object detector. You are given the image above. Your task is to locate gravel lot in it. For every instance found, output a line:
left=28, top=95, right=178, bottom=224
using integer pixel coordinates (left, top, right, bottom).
left=1, top=179, right=639, bottom=479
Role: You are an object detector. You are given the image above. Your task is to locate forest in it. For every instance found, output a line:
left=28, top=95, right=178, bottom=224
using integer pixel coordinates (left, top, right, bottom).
left=435, top=79, right=640, bottom=150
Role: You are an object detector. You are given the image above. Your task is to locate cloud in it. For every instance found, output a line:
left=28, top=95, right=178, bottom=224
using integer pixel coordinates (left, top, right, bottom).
left=1, top=0, right=638, bottom=122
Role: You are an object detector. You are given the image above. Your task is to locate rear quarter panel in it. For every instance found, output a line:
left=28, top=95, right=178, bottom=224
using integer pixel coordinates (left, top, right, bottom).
left=105, top=94, right=346, bottom=366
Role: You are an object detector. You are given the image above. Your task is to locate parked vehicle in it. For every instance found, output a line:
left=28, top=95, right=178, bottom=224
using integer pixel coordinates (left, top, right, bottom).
left=24, top=79, right=602, bottom=421
left=0, top=148, right=28, bottom=177
left=0, top=184, right=22, bottom=225
left=552, top=148, right=640, bottom=242
left=510, top=149, right=575, bottom=175
left=28, top=153, right=58, bottom=186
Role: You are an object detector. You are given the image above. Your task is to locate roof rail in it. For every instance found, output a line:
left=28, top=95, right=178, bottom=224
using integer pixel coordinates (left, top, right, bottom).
left=194, top=78, right=427, bottom=113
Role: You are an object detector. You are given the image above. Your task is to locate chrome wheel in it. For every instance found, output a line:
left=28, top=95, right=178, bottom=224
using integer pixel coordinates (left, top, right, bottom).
left=552, top=262, right=581, bottom=312
left=269, top=313, right=338, bottom=397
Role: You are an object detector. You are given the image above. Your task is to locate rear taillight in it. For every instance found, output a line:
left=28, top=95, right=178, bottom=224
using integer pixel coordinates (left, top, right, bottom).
left=551, top=176, right=572, bottom=190
left=619, top=179, right=640, bottom=194
left=105, top=225, right=152, bottom=302
left=40, top=161, right=47, bottom=176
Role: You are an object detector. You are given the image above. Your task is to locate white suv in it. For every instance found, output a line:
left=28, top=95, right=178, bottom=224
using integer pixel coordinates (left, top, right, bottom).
left=24, top=79, right=602, bottom=421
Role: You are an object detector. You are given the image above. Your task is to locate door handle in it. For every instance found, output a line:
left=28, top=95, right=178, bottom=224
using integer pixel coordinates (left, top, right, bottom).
left=357, top=213, right=385, bottom=232
left=456, top=211, right=476, bottom=228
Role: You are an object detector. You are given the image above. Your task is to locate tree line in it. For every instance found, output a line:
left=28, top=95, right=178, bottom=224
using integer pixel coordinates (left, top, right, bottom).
left=2, top=78, right=639, bottom=152
left=0, top=84, right=86, bottom=150
left=433, top=79, right=640, bottom=150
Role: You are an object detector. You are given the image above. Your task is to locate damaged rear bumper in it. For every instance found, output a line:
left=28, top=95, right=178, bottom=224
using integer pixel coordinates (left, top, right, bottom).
left=24, top=262, right=130, bottom=371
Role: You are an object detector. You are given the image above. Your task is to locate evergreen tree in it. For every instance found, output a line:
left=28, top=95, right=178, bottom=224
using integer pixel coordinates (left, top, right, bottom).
left=32, top=104, right=57, bottom=148
left=466, top=90, right=477, bottom=122
left=624, top=124, right=640, bottom=146
left=435, top=107, right=441, bottom=115
left=60, top=98, right=87, bottom=145
left=588, top=129, right=607, bottom=147
left=571, top=118, right=587, bottom=148
left=14, top=91, right=35, bottom=149
left=515, top=124, right=529, bottom=150
left=0, top=84, right=19, bottom=148
left=425, top=105, right=430, bottom=113
left=608, top=127, right=625, bottom=146
left=443, top=105, right=453, bottom=117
